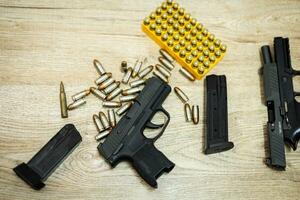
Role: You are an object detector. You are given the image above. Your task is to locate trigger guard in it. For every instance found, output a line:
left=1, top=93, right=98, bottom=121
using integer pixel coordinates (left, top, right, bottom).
left=149, top=108, right=170, bottom=142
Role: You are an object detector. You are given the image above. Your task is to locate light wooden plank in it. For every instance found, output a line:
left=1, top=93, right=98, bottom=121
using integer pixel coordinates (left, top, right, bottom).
left=0, top=0, right=299, bottom=199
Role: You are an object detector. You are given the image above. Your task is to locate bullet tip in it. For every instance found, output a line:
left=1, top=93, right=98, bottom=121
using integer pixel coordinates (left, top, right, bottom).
left=60, top=81, right=65, bottom=92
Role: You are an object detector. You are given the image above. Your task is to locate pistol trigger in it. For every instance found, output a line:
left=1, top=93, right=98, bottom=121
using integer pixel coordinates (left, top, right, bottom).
left=146, top=121, right=164, bottom=129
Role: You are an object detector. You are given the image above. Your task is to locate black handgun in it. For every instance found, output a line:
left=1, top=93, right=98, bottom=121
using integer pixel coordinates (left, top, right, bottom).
left=273, top=38, right=300, bottom=150
left=261, top=37, right=300, bottom=169
left=97, top=77, right=175, bottom=188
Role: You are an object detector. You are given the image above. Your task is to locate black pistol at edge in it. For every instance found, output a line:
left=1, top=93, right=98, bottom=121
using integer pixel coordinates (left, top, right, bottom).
left=261, top=37, right=300, bottom=170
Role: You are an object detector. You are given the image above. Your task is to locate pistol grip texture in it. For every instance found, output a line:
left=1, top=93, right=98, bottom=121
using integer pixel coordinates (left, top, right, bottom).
left=132, top=141, right=175, bottom=188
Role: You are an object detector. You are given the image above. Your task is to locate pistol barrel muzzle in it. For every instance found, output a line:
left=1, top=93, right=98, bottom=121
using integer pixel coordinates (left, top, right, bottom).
left=261, top=45, right=272, bottom=64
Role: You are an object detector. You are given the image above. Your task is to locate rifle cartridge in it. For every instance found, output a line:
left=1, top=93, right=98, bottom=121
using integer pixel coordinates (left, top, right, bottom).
left=59, top=82, right=68, bottom=118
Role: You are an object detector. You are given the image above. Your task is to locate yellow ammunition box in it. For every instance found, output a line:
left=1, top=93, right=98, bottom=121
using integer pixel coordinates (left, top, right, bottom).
left=142, top=0, right=227, bottom=79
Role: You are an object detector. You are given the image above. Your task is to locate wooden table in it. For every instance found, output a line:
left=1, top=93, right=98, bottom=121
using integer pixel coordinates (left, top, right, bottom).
left=1, top=0, right=299, bottom=199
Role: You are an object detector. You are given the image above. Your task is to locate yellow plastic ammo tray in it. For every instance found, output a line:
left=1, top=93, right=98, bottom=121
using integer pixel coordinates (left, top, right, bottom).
left=142, top=0, right=227, bottom=80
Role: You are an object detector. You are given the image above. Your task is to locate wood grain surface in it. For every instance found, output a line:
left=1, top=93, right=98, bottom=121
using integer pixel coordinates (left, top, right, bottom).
left=0, top=0, right=300, bottom=199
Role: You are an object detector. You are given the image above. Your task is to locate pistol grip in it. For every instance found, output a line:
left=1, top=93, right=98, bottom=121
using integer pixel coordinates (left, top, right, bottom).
left=285, top=130, right=300, bottom=151
left=132, top=141, right=174, bottom=188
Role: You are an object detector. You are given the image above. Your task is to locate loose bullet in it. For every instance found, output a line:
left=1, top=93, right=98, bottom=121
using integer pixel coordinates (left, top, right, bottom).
left=132, top=60, right=143, bottom=78
left=67, top=99, right=86, bottom=110
left=179, top=68, right=195, bottom=81
left=102, top=101, right=122, bottom=108
left=108, top=109, right=116, bottom=127
left=71, top=89, right=90, bottom=101
left=192, top=105, right=200, bottom=124
left=106, top=87, right=122, bottom=101
left=99, top=77, right=115, bottom=90
left=158, top=56, right=175, bottom=70
left=116, top=102, right=132, bottom=116
left=153, top=70, right=169, bottom=83
left=59, top=81, right=68, bottom=118
left=90, top=87, right=106, bottom=100
left=121, top=61, right=127, bottom=72
left=99, top=111, right=110, bottom=130
left=184, top=103, right=192, bottom=122
left=129, top=79, right=145, bottom=88
left=159, top=49, right=174, bottom=63
left=122, top=67, right=132, bottom=84
left=95, top=129, right=111, bottom=141
left=95, top=73, right=112, bottom=85
left=122, top=86, right=143, bottom=95
left=174, top=87, right=189, bottom=103
left=119, top=95, right=137, bottom=102
left=138, top=65, right=154, bottom=79
left=155, top=64, right=171, bottom=78
left=93, top=114, right=105, bottom=133
left=93, top=59, right=106, bottom=75
left=103, top=81, right=120, bottom=94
